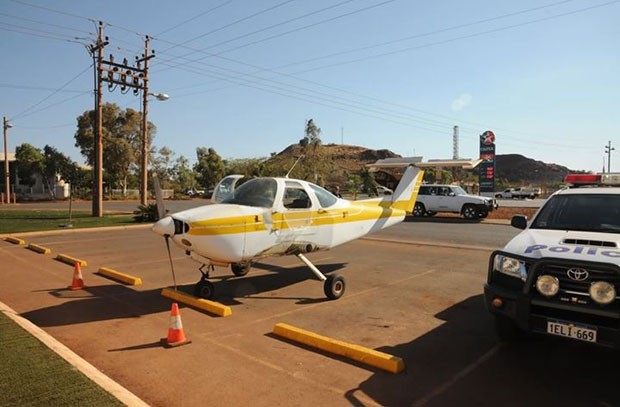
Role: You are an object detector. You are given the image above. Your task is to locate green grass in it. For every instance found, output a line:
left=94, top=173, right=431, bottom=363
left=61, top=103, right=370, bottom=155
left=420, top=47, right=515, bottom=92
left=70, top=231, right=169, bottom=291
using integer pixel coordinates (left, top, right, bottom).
left=0, top=312, right=124, bottom=406
left=0, top=210, right=139, bottom=234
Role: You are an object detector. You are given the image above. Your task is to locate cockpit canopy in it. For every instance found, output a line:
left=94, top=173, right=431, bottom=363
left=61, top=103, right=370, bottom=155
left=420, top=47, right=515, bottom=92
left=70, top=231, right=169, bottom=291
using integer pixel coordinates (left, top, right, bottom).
left=219, top=177, right=339, bottom=209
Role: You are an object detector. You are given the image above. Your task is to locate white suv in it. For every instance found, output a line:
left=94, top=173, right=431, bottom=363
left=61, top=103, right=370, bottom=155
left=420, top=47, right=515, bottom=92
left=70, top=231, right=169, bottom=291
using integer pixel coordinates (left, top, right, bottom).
left=413, top=184, right=497, bottom=220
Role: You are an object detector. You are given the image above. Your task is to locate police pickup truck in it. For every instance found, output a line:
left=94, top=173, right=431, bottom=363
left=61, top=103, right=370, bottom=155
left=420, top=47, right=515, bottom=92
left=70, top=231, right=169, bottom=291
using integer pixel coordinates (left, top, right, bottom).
left=484, top=173, right=620, bottom=347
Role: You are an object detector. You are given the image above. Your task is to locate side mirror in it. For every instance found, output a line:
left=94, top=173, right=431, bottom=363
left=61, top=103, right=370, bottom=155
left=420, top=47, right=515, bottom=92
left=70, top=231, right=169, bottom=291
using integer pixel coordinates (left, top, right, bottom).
left=511, top=215, right=528, bottom=230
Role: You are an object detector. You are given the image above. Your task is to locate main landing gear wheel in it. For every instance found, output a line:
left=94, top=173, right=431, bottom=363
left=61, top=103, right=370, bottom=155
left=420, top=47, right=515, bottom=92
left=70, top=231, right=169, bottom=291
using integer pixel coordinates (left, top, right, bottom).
left=324, top=273, right=346, bottom=300
left=194, top=280, right=215, bottom=299
left=231, top=262, right=251, bottom=277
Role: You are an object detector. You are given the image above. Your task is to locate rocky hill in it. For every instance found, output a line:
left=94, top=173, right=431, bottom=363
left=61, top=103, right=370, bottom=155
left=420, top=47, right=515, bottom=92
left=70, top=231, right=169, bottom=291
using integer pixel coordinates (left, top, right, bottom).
left=266, top=144, right=573, bottom=186
left=495, top=154, right=571, bottom=184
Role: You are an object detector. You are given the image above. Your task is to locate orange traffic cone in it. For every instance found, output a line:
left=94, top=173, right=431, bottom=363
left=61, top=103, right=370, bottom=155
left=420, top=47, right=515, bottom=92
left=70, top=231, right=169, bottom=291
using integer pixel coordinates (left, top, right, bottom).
left=161, top=302, right=191, bottom=348
left=69, top=262, right=85, bottom=290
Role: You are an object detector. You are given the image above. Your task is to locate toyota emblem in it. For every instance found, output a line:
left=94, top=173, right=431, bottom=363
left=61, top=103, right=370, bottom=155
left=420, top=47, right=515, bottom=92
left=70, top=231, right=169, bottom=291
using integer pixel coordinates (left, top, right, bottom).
left=567, top=268, right=589, bottom=281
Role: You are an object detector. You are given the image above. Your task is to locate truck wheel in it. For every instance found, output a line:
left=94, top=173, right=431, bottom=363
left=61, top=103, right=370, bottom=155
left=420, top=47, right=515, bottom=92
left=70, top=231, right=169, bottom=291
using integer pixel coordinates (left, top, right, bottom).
left=494, top=316, right=523, bottom=342
left=413, top=202, right=426, bottom=217
left=462, top=205, right=478, bottom=220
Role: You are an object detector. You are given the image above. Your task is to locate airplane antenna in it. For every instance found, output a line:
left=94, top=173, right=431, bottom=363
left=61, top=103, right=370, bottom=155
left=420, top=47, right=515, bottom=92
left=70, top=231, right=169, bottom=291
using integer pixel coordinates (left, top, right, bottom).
left=285, top=154, right=304, bottom=178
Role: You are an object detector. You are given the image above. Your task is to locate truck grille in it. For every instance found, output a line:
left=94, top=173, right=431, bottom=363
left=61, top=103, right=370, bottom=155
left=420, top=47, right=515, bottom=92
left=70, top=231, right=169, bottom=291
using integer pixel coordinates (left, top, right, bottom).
left=530, top=261, right=620, bottom=313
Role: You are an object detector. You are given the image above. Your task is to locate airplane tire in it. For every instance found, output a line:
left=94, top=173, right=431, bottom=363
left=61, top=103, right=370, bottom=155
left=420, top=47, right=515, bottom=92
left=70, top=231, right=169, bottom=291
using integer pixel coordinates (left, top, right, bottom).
left=231, top=262, right=251, bottom=277
left=324, top=274, right=346, bottom=300
left=194, top=280, right=215, bottom=299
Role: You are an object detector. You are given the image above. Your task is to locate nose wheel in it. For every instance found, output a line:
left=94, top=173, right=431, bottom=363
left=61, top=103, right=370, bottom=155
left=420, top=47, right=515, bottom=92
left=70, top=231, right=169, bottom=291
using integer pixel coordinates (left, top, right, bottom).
left=194, top=279, right=215, bottom=299
left=194, top=264, right=216, bottom=299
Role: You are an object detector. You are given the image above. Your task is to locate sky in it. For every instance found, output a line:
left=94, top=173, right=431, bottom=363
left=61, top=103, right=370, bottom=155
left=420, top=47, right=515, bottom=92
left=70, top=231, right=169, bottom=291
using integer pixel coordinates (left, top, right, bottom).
left=1, top=0, right=619, bottom=172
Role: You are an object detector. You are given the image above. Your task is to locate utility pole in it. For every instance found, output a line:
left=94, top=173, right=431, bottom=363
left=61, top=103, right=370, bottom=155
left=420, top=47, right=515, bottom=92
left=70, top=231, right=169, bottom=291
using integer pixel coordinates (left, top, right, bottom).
left=87, top=22, right=154, bottom=216
left=605, top=141, right=615, bottom=173
left=88, top=23, right=107, bottom=217
left=3, top=116, right=13, bottom=205
left=138, top=36, right=154, bottom=206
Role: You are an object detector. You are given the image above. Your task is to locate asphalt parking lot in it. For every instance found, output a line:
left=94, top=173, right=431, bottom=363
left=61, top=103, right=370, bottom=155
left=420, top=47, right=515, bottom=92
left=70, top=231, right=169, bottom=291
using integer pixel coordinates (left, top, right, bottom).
left=2, top=223, right=619, bottom=406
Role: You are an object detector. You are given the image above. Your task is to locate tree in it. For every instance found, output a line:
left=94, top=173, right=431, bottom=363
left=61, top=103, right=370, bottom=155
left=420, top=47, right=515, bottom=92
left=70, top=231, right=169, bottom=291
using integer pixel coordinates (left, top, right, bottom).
left=194, top=147, right=225, bottom=188
left=15, top=143, right=83, bottom=199
left=74, top=103, right=156, bottom=192
left=152, top=146, right=175, bottom=189
left=294, top=118, right=328, bottom=183
left=15, top=143, right=43, bottom=187
left=299, top=119, right=321, bottom=147
left=359, top=168, right=378, bottom=195
left=171, top=155, right=196, bottom=192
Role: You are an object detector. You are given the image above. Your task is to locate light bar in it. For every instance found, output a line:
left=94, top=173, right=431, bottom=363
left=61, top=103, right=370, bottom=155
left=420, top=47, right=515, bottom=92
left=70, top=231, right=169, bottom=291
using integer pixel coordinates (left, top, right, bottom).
left=601, top=173, right=620, bottom=185
left=564, top=173, right=620, bottom=186
left=564, top=174, right=601, bottom=184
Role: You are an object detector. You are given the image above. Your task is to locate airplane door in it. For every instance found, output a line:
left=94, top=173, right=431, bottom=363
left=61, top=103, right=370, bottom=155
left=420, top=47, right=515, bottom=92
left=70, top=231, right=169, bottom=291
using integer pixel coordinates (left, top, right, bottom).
left=275, top=181, right=316, bottom=245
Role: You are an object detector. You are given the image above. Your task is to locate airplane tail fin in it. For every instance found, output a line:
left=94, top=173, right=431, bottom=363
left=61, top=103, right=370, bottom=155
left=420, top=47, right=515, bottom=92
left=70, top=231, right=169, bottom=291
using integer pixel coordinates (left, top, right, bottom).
left=389, top=166, right=424, bottom=213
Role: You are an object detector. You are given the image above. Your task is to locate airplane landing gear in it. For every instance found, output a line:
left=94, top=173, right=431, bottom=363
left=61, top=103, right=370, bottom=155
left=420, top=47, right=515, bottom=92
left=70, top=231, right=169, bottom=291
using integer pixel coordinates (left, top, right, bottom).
left=194, top=279, right=215, bottom=299
left=297, top=253, right=346, bottom=300
left=324, top=273, right=346, bottom=299
left=231, top=262, right=251, bottom=276
left=194, top=264, right=216, bottom=299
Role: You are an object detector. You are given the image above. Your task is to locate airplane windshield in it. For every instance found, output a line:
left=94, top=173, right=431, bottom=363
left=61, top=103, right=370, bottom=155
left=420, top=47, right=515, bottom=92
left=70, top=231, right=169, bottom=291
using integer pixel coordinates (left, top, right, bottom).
left=222, top=178, right=277, bottom=208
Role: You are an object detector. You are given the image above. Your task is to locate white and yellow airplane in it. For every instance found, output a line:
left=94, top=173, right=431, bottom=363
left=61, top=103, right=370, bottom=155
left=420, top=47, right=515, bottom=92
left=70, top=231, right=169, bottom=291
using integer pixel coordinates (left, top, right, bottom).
left=152, top=165, right=424, bottom=300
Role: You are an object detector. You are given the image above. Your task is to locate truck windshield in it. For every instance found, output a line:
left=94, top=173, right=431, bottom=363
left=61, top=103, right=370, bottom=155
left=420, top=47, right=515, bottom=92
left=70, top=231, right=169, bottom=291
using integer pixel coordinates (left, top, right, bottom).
left=531, top=194, right=620, bottom=233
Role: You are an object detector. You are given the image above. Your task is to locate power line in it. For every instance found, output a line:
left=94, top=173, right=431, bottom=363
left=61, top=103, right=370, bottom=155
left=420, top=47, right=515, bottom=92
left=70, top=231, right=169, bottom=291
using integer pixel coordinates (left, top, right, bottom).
left=273, top=0, right=577, bottom=70
left=155, top=0, right=235, bottom=37
left=157, top=0, right=299, bottom=54
left=148, top=0, right=618, bottom=148
left=287, top=0, right=620, bottom=75
left=10, top=64, right=92, bottom=121
left=199, top=0, right=358, bottom=51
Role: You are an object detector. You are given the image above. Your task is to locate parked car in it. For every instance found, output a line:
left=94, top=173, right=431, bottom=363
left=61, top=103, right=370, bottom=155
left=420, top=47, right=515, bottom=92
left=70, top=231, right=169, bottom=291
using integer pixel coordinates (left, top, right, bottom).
left=495, top=187, right=541, bottom=199
left=485, top=173, right=620, bottom=347
left=413, top=184, right=498, bottom=220
left=375, top=185, right=393, bottom=195
left=184, top=188, right=205, bottom=197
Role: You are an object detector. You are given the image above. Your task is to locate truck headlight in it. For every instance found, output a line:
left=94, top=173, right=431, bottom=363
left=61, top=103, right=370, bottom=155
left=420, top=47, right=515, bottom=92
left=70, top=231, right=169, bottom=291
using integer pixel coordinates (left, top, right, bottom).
left=536, top=275, right=559, bottom=297
left=493, top=254, right=527, bottom=281
left=589, top=281, right=616, bottom=305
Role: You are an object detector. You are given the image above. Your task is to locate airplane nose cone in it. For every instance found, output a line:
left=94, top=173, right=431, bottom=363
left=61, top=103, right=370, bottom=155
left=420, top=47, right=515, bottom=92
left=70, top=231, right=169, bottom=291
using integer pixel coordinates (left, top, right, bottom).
left=152, top=216, right=175, bottom=237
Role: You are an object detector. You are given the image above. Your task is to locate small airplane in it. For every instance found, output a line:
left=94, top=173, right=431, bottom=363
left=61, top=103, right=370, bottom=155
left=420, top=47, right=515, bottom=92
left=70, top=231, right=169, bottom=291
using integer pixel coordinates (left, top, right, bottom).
left=152, top=164, right=424, bottom=300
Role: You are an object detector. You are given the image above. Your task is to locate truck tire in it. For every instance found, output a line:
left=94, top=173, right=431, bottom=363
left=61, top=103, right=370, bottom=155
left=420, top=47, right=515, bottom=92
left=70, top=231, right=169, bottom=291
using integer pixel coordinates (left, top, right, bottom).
left=413, top=202, right=426, bottom=217
left=462, top=204, right=479, bottom=220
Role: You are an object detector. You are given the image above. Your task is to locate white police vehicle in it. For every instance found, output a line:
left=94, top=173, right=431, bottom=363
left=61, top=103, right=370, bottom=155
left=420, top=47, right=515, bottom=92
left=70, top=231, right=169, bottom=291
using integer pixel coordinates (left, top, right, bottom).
left=484, top=173, right=620, bottom=347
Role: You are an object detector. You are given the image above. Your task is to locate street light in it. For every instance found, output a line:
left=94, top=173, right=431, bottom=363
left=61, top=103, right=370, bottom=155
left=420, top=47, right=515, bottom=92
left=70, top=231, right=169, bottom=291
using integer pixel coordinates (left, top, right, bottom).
left=140, top=92, right=169, bottom=205
left=3, top=117, right=13, bottom=205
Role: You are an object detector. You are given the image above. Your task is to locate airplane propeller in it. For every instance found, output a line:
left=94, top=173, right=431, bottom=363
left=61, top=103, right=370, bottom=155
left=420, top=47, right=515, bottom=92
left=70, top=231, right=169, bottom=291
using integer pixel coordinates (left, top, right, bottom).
left=153, top=176, right=178, bottom=290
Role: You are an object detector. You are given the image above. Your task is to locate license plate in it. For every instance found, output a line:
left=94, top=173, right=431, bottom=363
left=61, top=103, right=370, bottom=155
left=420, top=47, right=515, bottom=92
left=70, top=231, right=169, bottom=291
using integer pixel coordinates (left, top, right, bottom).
left=547, top=320, right=597, bottom=343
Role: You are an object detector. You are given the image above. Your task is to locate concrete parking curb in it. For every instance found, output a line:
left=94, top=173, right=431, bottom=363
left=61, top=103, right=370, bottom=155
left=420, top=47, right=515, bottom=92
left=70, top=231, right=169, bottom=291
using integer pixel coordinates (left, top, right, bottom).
left=273, top=322, right=405, bottom=374
left=0, top=300, right=149, bottom=407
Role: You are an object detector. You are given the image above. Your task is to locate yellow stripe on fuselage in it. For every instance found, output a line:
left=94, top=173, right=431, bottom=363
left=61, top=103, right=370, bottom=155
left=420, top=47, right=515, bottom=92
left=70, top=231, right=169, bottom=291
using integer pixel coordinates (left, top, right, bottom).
left=188, top=204, right=407, bottom=236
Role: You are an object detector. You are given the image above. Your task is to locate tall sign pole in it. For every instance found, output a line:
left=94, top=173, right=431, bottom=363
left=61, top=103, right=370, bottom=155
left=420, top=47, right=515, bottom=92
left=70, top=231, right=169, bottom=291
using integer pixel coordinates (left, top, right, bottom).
left=479, top=130, right=496, bottom=195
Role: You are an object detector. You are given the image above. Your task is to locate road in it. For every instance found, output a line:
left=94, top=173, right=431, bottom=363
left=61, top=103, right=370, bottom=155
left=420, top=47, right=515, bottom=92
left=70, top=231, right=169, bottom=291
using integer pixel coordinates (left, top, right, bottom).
left=1, top=196, right=546, bottom=213
left=2, top=218, right=617, bottom=407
